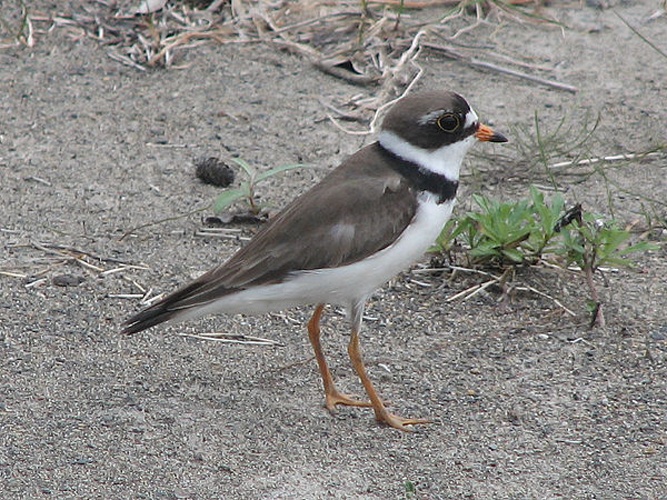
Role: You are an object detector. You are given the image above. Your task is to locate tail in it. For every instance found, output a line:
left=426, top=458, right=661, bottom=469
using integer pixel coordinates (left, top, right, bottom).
left=121, top=281, right=219, bottom=335
left=121, top=304, right=182, bottom=335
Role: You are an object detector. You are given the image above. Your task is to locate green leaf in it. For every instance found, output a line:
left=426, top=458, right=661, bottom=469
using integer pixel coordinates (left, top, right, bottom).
left=213, top=187, right=247, bottom=213
left=230, top=158, right=256, bottom=178
left=618, top=241, right=659, bottom=255
left=501, top=247, right=525, bottom=263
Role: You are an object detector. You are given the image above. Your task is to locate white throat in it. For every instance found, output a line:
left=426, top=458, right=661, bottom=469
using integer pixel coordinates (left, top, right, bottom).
left=378, top=130, right=476, bottom=182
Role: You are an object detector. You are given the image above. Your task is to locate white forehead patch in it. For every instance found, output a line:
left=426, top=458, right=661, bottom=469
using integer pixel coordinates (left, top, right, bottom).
left=464, top=109, right=478, bottom=129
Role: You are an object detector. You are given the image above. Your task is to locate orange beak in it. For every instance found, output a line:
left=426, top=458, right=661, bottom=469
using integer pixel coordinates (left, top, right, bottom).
left=475, top=123, right=508, bottom=143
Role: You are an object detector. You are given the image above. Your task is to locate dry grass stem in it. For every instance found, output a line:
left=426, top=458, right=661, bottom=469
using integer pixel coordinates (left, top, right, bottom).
left=446, top=278, right=497, bottom=302
left=549, top=151, right=664, bottom=171
left=100, top=265, right=151, bottom=277
left=120, top=204, right=210, bottom=241
left=513, top=285, right=576, bottom=317
left=195, top=227, right=251, bottom=241
left=177, top=331, right=284, bottom=346
left=422, top=42, right=578, bottom=93
left=1, top=241, right=156, bottom=310
left=416, top=264, right=577, bottom=316
left=120, top=276, right=148, bottom=296
left=108, top=293, right=145, bottom=300
left=370, top=0, right=462, bottom=6
left=0, top=271, right=27, bottom=279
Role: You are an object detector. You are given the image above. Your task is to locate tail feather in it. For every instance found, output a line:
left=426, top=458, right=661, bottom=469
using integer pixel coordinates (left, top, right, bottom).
left=121, top=305, right=183, bottom=335
left=121, top=281, right=228, bottom=335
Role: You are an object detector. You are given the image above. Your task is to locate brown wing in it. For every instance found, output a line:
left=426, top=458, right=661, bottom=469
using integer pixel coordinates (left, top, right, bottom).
left=122, top=143, right=417, bottom=333
left=200, top=144, right=416, bottom=282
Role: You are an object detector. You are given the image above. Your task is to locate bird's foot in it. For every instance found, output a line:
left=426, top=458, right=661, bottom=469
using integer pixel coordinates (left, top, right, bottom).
left=375, top=410, right=432, bottom=432
left=325, top=390, right=374, bottom=413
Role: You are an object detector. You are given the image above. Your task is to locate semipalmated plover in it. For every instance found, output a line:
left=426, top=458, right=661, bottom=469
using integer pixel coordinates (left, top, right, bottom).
left=123, top=90, right=507, bottom=430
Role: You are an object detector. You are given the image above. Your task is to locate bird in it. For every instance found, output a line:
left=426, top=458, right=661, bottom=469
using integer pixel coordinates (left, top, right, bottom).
left=122, top=90, right=507, bottom=431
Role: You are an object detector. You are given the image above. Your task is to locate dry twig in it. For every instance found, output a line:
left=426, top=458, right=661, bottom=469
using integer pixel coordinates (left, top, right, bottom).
left=177, top=331, right=284, bottom=346
left=422, top=42, right=578, bottom=93
left=414, top=264, right=576, bottom=316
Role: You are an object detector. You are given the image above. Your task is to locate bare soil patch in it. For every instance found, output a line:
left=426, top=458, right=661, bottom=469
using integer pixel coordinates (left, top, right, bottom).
left=1, top=1, right=666, bottom=498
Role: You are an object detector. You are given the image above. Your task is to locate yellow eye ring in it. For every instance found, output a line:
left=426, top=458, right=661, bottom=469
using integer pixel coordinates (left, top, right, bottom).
left=437, top=113, right=460, bottom=132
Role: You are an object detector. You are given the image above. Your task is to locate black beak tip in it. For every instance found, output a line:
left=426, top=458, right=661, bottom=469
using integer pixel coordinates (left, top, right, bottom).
left=491, top=132, right=509, bottom=143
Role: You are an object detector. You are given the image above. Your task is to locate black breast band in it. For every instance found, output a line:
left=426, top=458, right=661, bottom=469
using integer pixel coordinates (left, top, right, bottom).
left=377, top=143, right=458, bottom=204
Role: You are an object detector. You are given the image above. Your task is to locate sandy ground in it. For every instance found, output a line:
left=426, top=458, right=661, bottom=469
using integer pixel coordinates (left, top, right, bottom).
left=1, top=1, right=666, bottom=498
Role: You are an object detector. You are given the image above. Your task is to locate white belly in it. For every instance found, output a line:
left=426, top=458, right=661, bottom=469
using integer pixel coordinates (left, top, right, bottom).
left=180, top=195, right=454, bottom=320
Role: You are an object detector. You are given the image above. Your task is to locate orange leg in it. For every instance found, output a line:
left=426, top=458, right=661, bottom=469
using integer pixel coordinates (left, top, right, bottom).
left=347, top=327, right=432, bottom=431
left=307, top=304, right=372, bottom=412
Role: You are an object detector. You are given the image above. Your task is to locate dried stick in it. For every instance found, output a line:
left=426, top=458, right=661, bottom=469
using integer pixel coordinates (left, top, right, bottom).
left=549, top=151, right=663, bottom=170
left=423, top=42, right=578, bottom=93
left=177, top=332, right=284, bottom=346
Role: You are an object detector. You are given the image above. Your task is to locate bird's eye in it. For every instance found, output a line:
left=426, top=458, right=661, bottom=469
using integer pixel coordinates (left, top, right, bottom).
left=436, top=113, right=460, bottom=133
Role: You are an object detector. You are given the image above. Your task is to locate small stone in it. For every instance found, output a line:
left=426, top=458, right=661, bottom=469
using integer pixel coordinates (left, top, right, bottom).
left=52, top=274, right=85, bottom=287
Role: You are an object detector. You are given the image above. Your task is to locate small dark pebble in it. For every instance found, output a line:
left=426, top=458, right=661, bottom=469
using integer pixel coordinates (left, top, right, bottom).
left=195, top=157, right=235, bottom=187
left=506, top=410, right=521, bottom=425
left=52, top=274, right=85, bottom=287
left=71, top=457, right=95, bottom=465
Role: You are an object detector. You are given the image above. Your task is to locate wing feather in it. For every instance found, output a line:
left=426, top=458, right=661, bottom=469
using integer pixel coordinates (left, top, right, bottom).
left=122, top=143, right=417, bottom=333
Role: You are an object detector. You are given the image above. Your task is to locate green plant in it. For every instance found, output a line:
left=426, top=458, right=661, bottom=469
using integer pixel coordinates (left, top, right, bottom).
left=403, top=480, right=417, bottom=499
left=453, top=194, right=533, bottom=264
left=614, top=10, right=667, bottom=60
left=511, top=110, right=601, bottom=174
left=213, top=158, right=307, bottom=215
left=508, top=111, right=666, bottom=229
left=433, top=187, right=658, bottom=327
left=554, top=208, right=657, bottom=326
left=442, top=187, right=565, bottom=266
left=557, top=212, right=653, bottom=271
left=524, top=187, right=566, bottom=256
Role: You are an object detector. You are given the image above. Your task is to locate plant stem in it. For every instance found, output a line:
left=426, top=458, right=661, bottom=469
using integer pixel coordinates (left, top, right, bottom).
left=584, top=247, right=605, bottom=328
